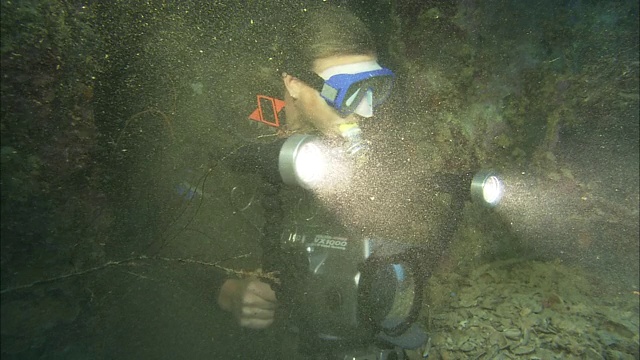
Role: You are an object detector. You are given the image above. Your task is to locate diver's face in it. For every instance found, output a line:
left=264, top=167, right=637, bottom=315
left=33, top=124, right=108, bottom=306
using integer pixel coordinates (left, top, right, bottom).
left=284, top=54, right=376, bottom=137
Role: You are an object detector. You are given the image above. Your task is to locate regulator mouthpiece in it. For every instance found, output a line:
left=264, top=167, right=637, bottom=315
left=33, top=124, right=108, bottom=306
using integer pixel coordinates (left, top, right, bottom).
left=339, top=123, right=370, bottom=158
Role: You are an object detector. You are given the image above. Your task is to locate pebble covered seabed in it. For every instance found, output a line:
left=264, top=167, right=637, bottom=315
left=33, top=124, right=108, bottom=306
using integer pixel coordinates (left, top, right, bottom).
left=414, top=259, right=639, bottom=360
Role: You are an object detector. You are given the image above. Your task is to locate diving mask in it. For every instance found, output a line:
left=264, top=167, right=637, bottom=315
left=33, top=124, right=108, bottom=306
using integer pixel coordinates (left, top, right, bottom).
left=296, top=60, right=395, bottom=117
left=318, top=60, right=394, bottom=117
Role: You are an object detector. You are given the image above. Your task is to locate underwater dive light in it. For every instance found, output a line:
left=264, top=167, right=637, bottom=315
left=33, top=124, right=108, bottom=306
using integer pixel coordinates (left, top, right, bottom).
left=278, top=130, right=366, bottom=190
left=470, top=170, right=504, bottom=207
left=279, top=134, right=328, bottom=189
left=227, top=133, right=356, bottom=190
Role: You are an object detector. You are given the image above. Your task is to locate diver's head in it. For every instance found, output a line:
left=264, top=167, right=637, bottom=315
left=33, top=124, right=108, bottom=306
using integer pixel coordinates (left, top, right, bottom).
left=280, top=6, right=394, bottom=138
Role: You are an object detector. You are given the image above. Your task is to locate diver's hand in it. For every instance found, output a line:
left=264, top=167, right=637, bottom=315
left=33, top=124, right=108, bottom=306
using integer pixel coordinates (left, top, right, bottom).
left=217, top=278, right=277, bottom=329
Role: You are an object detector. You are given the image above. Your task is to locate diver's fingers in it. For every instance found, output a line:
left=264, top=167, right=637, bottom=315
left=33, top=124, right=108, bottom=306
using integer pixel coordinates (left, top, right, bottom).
left=239, top=316, right=275, bottom=329
left=241, top=306, right=275, bottom=320
left=244, top=281, right=277, bottom=308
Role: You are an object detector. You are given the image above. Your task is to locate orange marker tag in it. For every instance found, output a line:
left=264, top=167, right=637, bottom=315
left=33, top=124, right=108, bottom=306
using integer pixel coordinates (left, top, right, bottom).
left=248, top=95, right=285, bottom=127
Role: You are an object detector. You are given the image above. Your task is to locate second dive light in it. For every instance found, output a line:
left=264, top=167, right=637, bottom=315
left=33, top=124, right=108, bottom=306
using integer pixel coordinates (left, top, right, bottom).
left=470, top=170, right=504, bottom=207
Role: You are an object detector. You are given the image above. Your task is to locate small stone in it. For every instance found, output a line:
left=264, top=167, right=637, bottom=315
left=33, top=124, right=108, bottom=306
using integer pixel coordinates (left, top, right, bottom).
left=503, top=328, right=522, bottom=340
left=489, top=332, right=509, bottom=349
left=459, top=341, right=475, bottom=352
left=480, top=296, right=500, bottom=310
left=511, top=345, right=535, bottom=355
left=597, top=330, right=619, bottom=347
left=531, top=302, right=544, bottom=314
left=459, top=298, right=478, bottom=308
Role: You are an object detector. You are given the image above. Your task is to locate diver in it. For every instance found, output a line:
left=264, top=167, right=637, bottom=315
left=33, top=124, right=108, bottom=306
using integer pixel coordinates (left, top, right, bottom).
left=210, top=5, right=432, bottom=360
left=216, top=4, right=394, bottom=330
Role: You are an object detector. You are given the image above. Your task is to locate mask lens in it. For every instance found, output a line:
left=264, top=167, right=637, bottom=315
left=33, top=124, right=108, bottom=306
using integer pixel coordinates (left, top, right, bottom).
left=320, top=66, right=395, bottom=116
left=344, top=87, right=362, bottom=107
left=341, top=75, right=394, bottom=114
left=369, top=75, right=394, bottom=105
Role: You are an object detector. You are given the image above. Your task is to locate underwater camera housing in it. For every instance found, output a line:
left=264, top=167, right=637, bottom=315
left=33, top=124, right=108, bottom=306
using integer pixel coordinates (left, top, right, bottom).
left=278, top=229, right=427, bottom=358
left=222, top=135, right=502, bottom=358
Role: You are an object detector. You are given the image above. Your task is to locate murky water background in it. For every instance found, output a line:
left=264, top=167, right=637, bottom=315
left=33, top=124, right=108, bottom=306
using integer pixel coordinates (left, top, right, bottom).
left=1, top=1, right=638, bottom=359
